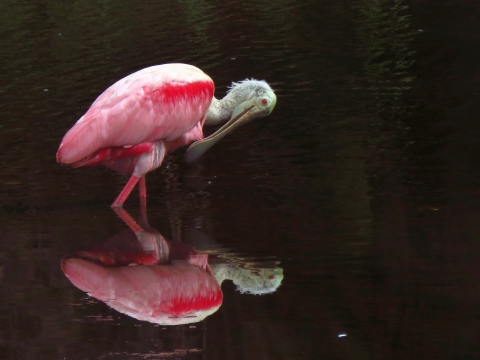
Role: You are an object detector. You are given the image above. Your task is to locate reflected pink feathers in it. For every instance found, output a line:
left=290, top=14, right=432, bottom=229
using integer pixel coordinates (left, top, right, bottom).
left=61, top=258, right=223, bottom=321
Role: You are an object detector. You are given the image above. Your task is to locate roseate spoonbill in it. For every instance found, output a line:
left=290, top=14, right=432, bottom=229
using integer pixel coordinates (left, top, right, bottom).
left=56, top=63, right=277, bottom=207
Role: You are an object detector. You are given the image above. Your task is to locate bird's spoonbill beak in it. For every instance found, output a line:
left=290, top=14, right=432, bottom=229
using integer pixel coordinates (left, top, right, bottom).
left=184, top=89, right=276, bottom=162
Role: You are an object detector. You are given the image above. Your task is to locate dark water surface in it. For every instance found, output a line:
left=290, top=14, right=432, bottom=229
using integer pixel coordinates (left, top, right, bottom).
left=2, top=0, right=480, bottom=359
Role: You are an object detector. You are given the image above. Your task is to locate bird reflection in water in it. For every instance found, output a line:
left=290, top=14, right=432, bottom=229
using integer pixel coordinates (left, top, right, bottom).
left=61, top=205, right=283, bottom=325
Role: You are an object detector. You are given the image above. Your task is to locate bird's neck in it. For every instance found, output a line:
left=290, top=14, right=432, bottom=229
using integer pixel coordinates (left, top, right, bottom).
left=205, top=92, right=239, bottom=126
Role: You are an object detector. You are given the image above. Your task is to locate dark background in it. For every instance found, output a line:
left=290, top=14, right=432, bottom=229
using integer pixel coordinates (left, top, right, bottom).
left=1, top=0, right=480, bottom=359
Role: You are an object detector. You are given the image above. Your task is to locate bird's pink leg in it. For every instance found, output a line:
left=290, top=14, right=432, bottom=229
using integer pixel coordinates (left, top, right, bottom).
left=111, top=174, right=140, bottom=208
left=138, top=176, right=151, bottom=228
left=139, top=175, right=147, bottom=198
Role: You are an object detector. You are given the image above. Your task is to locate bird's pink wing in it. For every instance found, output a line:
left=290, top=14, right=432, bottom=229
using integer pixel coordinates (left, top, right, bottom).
left=57, top=64, right=214, bottom=165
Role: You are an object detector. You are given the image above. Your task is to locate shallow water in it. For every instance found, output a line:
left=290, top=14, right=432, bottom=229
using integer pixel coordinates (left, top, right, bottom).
left=1, top=0, right=480, bottom=359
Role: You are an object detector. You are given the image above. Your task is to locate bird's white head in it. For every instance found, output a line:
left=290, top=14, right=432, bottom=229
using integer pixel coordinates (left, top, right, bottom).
left=184, top=79, right=276, bottom=162
left=226, top=79, right=277, bottom=120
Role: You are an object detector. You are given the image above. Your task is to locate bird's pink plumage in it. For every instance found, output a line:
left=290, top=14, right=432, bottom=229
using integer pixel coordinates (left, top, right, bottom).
left=57, top=64, right=214, bottom=166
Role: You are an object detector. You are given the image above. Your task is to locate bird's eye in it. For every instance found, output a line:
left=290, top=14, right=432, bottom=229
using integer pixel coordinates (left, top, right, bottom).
left=257, top=89, right=265, bottom=95
left=261, top=98, right=268, bottom=106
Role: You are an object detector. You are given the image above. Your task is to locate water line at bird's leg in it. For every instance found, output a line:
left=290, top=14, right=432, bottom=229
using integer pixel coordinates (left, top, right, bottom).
left=111, top=174, right=140, bottom=208
left=112, top=206, right=143, bottom=234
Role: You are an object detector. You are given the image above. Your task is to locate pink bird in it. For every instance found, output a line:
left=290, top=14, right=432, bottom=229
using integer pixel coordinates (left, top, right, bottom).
left=56, top=63, right=276, bottom=207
